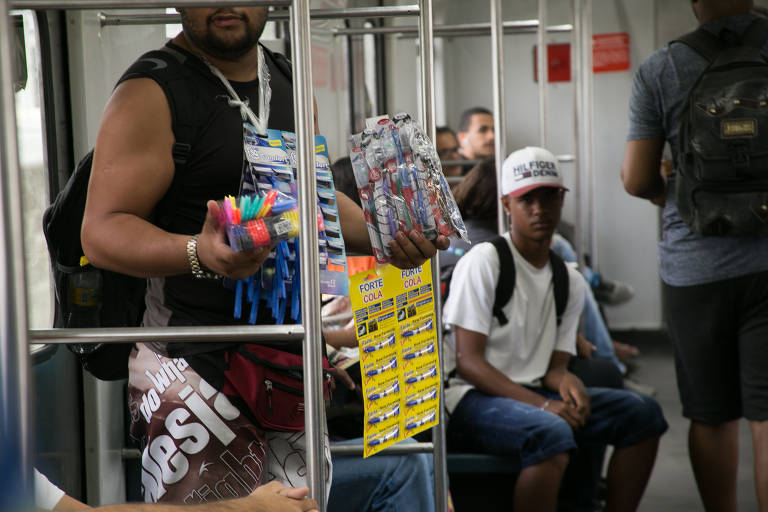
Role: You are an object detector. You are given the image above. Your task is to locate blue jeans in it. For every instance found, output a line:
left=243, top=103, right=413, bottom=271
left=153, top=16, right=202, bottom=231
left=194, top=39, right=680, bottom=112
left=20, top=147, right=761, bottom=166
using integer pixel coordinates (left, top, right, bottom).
left=328, top=437, right=435, bottom=512
left=550, top=236, right=626, bottom=374
left=447, top=387, right=667, bottom=470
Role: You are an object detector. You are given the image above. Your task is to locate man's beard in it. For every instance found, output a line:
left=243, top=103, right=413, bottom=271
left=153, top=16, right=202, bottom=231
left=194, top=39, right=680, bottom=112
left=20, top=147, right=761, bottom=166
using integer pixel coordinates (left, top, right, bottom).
left=181, top=10, right=266, bottom=61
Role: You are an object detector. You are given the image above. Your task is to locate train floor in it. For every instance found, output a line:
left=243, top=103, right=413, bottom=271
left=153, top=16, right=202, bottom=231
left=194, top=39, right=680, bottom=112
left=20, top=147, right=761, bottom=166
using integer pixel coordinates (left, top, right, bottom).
left=621, top=329, right=759, bottom=512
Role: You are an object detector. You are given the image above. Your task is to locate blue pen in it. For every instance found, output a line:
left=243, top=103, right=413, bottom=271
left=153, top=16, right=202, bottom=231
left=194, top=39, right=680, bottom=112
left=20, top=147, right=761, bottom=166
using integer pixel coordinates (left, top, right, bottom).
left=367, top=381, right=400, bottom=401
left=368, top=403, right=400, bottom=424
left=403, top=343, right=435, bottom=361
left=365, top=356, right=398, bottom=377
left=405, top=409, right=437, bottom=430
left=363, top=334, right=396, bottom=354
left=405, top=386, right=438, bottom=407
left=405, top=365, right=437, bottom=384
left=368, top=425, right=400, bottom=447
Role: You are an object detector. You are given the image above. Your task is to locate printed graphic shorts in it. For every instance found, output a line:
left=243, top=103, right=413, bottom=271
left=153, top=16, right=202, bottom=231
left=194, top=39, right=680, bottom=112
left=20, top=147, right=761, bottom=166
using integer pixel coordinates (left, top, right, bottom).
left=127, top=343, right=331, bottom=504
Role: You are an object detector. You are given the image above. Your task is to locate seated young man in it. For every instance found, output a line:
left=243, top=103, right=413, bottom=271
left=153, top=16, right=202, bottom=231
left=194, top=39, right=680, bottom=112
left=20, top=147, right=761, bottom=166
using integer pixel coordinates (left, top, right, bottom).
left=443, top=146, right=667, bottom=512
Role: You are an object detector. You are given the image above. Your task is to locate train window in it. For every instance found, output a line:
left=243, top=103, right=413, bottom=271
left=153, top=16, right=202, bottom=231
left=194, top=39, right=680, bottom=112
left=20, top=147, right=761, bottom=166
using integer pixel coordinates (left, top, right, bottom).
left=13, top=10, right=53, bottom=330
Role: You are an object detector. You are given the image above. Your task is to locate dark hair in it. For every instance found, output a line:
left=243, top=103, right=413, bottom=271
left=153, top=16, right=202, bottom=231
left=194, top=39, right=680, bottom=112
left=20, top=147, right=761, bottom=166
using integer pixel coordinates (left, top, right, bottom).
left=458, top=107, right=492, bottom=133
left=330, top=156, right=360, bottom=208
left=436, top=125, right=456, bottom=138
left=452, top=158, right=498, bottom=220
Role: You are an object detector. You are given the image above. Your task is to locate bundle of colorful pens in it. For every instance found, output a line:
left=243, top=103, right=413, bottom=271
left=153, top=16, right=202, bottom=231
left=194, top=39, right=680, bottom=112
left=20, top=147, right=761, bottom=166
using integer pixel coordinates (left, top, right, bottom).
left=348, top=113, right=469, bottom=264
left=219, top=189, right=300, bottom=250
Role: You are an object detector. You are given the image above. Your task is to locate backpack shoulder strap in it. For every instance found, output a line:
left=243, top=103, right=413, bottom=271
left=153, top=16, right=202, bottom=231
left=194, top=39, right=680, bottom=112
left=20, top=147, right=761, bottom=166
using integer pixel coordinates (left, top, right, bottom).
left=489, top=236, right=515, bottom=326
left=118, top=45, right=200, bottom=229
left=548, top=250, right=569, bottom=327
left=673, top=27, right=727, bottom=62
left=740, top=17, right=768, bottom=50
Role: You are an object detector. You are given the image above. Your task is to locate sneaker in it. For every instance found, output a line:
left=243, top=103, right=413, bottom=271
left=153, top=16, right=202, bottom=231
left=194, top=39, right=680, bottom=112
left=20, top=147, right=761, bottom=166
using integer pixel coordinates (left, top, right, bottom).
left=593, top=278, right=634, bottom=305
left=623, top=378, right=657, bottom=397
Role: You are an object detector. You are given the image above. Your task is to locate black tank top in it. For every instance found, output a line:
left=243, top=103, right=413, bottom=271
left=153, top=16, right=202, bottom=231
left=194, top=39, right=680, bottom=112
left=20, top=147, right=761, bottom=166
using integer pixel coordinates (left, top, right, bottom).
left=119, top=42, right=298, bottom=358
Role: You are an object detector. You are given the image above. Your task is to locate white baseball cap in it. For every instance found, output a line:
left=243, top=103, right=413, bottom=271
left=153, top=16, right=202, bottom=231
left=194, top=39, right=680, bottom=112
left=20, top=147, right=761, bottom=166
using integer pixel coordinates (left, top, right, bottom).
left=501, top=146, right=569, bottom=198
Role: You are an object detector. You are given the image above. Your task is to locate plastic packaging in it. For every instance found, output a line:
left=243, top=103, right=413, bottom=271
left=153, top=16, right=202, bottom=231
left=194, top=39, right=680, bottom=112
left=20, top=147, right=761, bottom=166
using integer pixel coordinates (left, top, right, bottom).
left=348, top=113, right=469, bottom=264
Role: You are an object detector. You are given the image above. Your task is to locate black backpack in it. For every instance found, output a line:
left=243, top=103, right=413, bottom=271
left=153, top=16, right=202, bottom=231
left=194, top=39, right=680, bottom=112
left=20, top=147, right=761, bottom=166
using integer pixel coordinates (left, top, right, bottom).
left=442, top=235, right=569, bottom=326
left=675, top=18, right=768, bottom=236
left=42, top=46, right=197, bottom=380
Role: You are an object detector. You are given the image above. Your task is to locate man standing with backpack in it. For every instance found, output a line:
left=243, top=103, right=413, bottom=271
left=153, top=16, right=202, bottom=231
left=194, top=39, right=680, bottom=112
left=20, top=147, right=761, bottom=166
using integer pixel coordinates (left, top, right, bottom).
left=443, top=146, right=666, bottom=512
left=622, top=1, right=768, bottom=510
left=79, top=5, right=446, bottom=505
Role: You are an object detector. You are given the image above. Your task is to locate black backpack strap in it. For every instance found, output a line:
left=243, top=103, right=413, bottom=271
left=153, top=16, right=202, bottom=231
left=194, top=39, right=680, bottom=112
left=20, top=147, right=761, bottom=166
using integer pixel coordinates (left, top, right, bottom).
left=548, top=250, right=569, bottom=327
left=117, top=45, right=199, bottom=230
left=674, top=28, right=726, bottom=62
left=489, top=236, right=515, bottom=326
left=740, top=17, right=768, bottom=50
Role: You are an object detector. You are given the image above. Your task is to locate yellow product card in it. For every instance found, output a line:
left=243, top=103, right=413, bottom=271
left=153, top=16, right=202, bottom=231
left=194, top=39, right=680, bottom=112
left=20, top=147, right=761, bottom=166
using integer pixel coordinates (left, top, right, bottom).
left=349, top=261, right=440, bottom=457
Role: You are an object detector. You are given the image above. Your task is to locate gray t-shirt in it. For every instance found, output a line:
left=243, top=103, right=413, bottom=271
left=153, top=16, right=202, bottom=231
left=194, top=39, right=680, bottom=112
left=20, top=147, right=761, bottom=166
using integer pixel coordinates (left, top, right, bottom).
left=628, top=14, right=768, bottom=286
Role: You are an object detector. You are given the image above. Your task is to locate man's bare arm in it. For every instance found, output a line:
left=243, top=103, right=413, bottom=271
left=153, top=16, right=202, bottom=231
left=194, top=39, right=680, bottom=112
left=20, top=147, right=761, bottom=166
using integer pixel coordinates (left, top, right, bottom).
left=621, top=138, right=666, bottom=201
left=453, top=326, right=549, bottom=407
left=81, top=78, right=269, bottom=280
left=51, top=482, right=317, bottom=512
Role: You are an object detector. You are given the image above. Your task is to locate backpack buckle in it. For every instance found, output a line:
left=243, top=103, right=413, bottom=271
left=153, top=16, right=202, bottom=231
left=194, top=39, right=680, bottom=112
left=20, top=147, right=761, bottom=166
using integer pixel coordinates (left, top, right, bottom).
left=730, top=143, right=750, bottom=168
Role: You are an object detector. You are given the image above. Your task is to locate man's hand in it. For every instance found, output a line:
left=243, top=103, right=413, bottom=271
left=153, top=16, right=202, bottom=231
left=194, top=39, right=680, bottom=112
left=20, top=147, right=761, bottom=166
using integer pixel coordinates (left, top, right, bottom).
left=556, top=373, right=590, bottom=428
left=388, top=231, right=450, bottom=269
left=196, top=200, right=271, bottom=280
left=247, top=481, right=318, bottom=512
left=544, top=399, right=587, bottom=430
left=576, top=334, right=596, bottom=359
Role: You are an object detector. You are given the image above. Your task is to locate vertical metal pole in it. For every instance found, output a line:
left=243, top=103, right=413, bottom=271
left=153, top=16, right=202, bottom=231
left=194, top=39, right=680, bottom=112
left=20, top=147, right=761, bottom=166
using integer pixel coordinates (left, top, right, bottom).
left=290, top=2, right=326, bottom=509
left=491, top=0, right=507, bottom=235
left=583, top=0, right=596, bottom=267
left=0, top=0, right=33, bottom=503
left=573, top=0, right=593, bottom=266
left=418, top=4, right=448, bottom=511
left=537, top=0, right=548, bottom=148
left=572, top=0, right=583, bottom=261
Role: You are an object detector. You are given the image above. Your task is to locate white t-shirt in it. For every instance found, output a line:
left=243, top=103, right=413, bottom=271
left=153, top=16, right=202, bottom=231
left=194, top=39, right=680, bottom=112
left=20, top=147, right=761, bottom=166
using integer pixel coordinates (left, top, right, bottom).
left=442, top=233, right=586, bottom=413
left=34, top=468, right=65, bottom=510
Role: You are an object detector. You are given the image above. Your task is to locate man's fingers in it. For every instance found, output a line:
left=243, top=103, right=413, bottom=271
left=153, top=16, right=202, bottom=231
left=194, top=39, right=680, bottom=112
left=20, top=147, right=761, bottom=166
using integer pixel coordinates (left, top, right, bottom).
left=301, top=498, right=320, bottom=511
left=278, top=486, right=310, bottom=499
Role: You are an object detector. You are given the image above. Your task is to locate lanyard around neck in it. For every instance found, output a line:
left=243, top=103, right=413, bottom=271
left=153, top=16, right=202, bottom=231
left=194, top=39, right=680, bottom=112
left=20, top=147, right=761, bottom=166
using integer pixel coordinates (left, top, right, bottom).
left=200, top=45, right=272, bottom=135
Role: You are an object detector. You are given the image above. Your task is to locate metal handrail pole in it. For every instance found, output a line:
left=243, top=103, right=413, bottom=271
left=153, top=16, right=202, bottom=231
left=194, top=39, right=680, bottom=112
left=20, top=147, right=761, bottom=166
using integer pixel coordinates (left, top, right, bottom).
left=333, top=21, right=573, bottom=37
left=583, top=0, right=596, bottom=268
left=12, top=0, right=289, bottom=8
left=418, top=2, right=446, bottom=511
left=98, top=5, right=420, bottom=27
left=572, top=0, right=583, bottom=263
left=290, top=1, right=326, bottom=509
left=29, top=325, right=305, bottom=344
left=537, top=0, right=548, bottom=147
left=491, top=0, right=506, bottom=235
left=0, top=0, right=33, bottom=500
left=331, top=442, right=434, bottom=456
left=122, top=441, right=436, bottom=460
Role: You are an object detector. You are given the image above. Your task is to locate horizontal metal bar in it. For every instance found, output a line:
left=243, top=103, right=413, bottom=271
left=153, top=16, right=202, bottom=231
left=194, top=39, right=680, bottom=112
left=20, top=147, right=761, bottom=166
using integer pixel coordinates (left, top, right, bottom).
left=330, top=442, right=434, bottom=455
left=98, top=5, right=419, bottom=26
left=28, top=324, right=304, bottom=344
left=12, top=0, right=289, bottom=9
left=334, top=20, right=572, bottom=37
left=443, top=154, right=573, bottom=169
left=122, top=441, right=435, bottom=460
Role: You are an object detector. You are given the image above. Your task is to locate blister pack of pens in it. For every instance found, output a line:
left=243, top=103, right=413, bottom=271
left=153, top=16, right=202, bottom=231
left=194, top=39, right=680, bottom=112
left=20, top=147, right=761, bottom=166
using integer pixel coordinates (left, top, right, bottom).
left=348, top=113, right=468, bottom=264
left=282, top=132, right=349, bottom=296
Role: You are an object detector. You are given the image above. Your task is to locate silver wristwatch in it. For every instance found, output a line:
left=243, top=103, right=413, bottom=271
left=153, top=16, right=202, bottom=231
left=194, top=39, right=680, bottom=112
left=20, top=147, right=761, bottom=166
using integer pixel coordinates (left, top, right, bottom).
left=186, top=234, right=220, bottom=279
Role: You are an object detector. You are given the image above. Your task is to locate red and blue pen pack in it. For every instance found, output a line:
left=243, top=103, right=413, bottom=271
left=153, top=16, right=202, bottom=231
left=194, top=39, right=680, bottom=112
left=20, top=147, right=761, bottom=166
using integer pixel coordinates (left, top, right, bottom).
left=348, top=113, right=468, bottom=264
left=232, top=124, right=349, bottom=325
